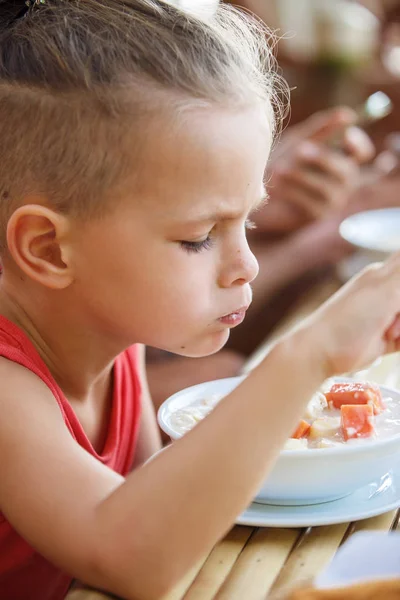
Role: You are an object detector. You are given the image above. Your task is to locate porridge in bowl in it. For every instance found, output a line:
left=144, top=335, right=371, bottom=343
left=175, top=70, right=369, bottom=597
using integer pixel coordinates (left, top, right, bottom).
left=168, top=380, right=400, bottom=451
left=159, top=376, right=400, bottom=505
left=168, top=394, right=221, bottom=435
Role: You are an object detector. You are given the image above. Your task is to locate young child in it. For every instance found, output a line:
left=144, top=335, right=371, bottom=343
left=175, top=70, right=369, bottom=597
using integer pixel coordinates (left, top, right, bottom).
left=0, top=1, right=400, bottom=599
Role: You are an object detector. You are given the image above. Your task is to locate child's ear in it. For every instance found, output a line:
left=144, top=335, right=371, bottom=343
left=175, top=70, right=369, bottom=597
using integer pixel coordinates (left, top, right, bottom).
left=6, top=203, right=74, bottom=289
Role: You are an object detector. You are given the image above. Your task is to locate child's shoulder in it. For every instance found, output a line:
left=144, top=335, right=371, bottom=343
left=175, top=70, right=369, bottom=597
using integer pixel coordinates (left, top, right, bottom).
left=0, top=355, right=64, bottom=419
left=0, top=356, right=66, bottom=487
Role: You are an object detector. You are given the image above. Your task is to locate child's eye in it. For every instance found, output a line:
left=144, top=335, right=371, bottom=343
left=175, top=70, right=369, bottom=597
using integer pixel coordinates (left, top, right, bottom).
left=180, top=236, right=214, bottom=253
left=180, top=220, right=255, bottom=253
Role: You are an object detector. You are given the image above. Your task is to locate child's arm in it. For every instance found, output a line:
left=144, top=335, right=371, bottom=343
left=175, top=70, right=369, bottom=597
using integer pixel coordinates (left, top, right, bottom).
left=131, top=345, right=162, bottom=468
left=0, top=337, right=324, bottom=600
left=1, top=258, right=400, bottom=600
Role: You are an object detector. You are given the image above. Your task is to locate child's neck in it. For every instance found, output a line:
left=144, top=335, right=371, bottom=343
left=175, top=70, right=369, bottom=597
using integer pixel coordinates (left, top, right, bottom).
left=0, top=279, right=126, bottom=401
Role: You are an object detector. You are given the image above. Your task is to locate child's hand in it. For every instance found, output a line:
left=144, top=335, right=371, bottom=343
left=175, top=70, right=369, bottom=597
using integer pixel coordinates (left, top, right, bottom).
left=301, top=254, right=400, bottom=377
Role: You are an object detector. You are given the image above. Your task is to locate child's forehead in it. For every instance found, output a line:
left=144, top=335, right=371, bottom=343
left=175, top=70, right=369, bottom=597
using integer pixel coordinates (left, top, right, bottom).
left=130, top=104, right=272, bottom=216
left=137, top=102, right=271, bottom=169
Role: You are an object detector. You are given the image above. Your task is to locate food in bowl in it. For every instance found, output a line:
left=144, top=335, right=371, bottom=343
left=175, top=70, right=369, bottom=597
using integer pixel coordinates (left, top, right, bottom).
left=167, top=381, right=400, bottom=451
left=159, top=376, right=400, bottom=505
left=168, top=393, right=221, bottom=435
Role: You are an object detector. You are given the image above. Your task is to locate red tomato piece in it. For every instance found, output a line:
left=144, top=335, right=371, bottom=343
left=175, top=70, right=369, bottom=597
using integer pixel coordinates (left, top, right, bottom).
left=291, top=420, right=311, bottom=439
left=341, top=404, right=375, bottom=441
left=325, top=382, right=384, bottom=415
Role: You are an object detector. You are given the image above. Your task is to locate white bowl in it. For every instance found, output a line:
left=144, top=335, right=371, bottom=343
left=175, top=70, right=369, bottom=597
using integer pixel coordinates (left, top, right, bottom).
left=158, top=376, right=400, bottom=506
left=339, top=208, right=400, bottom=260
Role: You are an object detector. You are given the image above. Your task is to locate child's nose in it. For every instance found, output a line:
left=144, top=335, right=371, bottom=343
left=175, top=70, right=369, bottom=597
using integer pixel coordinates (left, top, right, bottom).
left=219, top=245, right=259, bottom=288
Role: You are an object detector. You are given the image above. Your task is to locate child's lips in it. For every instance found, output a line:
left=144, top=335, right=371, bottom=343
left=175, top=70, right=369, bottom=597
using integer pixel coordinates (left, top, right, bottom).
left=218, top=306, right=248, bottom=327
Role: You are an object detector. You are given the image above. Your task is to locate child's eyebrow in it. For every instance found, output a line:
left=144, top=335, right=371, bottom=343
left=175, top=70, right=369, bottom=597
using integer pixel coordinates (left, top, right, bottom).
left=182, top=186, right=268, bottom=225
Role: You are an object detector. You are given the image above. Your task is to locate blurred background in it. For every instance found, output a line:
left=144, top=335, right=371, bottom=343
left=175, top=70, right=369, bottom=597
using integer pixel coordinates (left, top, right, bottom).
left=232, top=0, right=400, bottom=150
left=167, top=0, right=400, bottom=149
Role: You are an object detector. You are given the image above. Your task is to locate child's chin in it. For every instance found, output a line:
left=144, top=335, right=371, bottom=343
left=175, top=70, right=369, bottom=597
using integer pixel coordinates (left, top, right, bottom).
left=175, top=329, right=230, bottom=358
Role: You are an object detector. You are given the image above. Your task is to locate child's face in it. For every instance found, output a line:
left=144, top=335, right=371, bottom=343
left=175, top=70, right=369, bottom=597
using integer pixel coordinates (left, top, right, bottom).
left=72, top=105, right=271, bottom=356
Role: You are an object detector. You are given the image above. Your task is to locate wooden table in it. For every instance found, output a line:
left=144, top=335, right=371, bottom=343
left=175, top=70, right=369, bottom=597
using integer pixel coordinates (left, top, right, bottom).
left=66, top=276, right=400, bottom=600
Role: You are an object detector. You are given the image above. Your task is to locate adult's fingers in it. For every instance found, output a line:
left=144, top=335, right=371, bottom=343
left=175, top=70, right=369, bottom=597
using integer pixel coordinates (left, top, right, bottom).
left=300, top=107, right=356, bottom=143
left=296, top=142, right=359, bottom=185
left=342, top=126, right=375, bottom=163
left=282, top=166, right=351, bottom=212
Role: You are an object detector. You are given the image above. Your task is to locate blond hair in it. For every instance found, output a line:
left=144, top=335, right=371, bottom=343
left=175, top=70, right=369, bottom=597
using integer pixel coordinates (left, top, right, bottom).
left=0, top=0, right=287, bottom=250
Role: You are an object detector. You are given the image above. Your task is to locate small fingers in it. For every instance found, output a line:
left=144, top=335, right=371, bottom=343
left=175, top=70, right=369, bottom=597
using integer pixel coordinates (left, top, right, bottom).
left=385, top=248, right=400, bottom=266
left=385, top=315, right=400, bottom=342
left=358, top=258, right=400, bottom=304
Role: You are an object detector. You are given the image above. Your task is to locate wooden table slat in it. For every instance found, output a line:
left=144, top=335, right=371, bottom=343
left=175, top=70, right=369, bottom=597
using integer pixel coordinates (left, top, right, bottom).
left=270, top=524, right=349, bottom=596
left=214, top=527, right=300, bottom=600
left=351, top=509, right=399, bottom=534
left=183, top=526, right=254, bottom=600
left=164, top=554, right=213, bottom=600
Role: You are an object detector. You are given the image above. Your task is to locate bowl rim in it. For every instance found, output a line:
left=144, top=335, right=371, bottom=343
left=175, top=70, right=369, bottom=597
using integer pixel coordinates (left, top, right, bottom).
left=157, top=375, right=400, bottom=458
left=339, top=207, right=400, bottom=253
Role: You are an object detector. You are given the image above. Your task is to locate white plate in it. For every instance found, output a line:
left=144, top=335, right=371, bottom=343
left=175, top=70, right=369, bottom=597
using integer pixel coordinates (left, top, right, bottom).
left=237, top=467, right=400, bottom=528
left=339, top=208, right=400, bottom=255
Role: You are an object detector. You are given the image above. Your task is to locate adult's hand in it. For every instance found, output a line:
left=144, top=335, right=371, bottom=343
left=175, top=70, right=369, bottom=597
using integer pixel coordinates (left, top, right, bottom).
left=255, top=107, right=375, bottom=233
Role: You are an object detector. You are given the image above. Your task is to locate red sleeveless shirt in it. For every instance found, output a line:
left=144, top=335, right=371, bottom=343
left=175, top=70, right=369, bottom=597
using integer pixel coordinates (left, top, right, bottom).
left=0, top=316, right=142, bottom=600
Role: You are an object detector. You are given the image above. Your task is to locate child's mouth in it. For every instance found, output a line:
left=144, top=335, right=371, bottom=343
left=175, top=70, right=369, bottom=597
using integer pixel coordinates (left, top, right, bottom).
left=218, top=307, right=248, bottom=327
